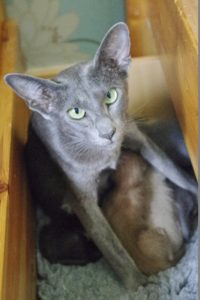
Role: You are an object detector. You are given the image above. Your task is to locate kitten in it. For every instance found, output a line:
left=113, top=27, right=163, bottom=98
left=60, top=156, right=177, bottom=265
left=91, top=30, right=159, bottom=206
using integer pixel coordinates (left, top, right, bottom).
left=102, top=149, right=197, bottom=275
left=4, top=23, right=197, bottom=288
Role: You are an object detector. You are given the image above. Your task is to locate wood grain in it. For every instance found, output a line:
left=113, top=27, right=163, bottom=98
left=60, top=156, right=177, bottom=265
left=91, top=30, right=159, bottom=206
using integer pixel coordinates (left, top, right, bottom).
left=147, top=0, right=198, bottom=176
left=0, top=0, right=5, bottom=23
left=0, top=22, right=17, bottom=298
left=0, top=0, right=5, bottom=69
left=125, top=0, right=157, bottom=57
left=128, top=57, right=174, bottom=120
left=0, top=21, right=36, bottom=300
left=178, top=0, right=198, bottom=40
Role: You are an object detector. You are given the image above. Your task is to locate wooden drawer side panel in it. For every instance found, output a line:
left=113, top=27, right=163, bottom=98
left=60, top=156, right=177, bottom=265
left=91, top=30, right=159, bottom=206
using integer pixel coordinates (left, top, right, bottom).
left=0, top=21, right=36, bottom=300
left=147, top=0, right=198, bottom=175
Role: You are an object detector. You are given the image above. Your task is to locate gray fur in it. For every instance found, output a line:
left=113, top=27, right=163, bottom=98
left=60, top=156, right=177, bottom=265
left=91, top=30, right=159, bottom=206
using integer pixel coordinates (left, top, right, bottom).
left=4, top=22, right=197, bottom=288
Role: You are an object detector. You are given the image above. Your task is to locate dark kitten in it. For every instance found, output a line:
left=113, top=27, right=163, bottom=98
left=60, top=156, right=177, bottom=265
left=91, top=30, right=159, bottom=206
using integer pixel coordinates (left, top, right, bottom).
left=25, top=126, right=102, bottom=264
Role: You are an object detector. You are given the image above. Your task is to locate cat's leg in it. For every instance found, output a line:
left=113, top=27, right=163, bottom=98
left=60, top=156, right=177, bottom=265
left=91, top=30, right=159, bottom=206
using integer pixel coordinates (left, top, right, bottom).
left=123, top=122, right=197, bottom=194
left=66, top=185, right=147, bottom=289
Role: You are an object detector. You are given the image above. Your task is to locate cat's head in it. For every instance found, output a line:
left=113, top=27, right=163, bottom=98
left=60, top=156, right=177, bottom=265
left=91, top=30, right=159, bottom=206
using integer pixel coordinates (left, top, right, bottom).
left=4, top=23, right=131, bottom=153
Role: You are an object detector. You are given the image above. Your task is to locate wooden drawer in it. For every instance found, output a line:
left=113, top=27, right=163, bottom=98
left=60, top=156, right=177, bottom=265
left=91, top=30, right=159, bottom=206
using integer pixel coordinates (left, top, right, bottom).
left=1, top=2, right=197, bottom=299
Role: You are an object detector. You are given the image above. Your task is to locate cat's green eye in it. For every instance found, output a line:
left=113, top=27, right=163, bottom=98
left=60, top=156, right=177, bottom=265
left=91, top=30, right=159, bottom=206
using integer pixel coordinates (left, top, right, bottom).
left=68, top=107, right=86, bottom=120
left=105, top=88, right=118, bottom=105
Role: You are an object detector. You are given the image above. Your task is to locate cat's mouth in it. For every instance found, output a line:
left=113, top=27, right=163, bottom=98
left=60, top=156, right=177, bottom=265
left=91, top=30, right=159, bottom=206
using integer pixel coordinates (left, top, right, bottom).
left=89, top=127, right=123, bottom=149
left=94, top=132, right=122, bottom=148
left=95, top=138, right=114, bottom=147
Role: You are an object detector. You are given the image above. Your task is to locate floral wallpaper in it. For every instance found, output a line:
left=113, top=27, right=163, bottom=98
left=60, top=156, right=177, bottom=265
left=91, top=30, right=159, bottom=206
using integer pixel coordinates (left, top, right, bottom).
left=5, top=0, right=125, bottom=71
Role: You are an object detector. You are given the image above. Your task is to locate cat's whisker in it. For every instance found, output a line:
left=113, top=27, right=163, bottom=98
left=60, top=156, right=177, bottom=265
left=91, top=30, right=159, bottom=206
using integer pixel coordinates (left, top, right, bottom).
left=66, top=141, right=91, bottom=158
left=126, top=117, right=148, bottom=127
left=127, top=101, right=152, bottom=119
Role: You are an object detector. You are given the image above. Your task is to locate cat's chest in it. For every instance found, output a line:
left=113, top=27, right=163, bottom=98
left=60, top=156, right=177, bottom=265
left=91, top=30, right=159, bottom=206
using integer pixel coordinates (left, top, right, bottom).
left=65, top=151, right=118, bottom=194
left=70, top=155, right=117, bottom=180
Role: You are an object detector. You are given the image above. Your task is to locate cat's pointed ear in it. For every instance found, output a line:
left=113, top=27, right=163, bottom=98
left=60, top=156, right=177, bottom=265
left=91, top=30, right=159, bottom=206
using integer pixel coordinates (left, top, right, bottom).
left=4, top=73, right=58, bottom=119
left=94, top=22, right=131, bottom=72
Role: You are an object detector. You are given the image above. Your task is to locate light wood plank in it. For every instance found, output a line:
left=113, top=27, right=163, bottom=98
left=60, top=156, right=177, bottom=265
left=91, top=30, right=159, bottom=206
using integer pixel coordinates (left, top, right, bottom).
left=147, top=0, right=198, bottom=176
left=0, top=0, right=5, bottom=70
left=0, top=22, right=17, bottom=298
left=125, top=0, right=157, bottom=57
left=0, top=21, right=36, bottom=300
left=178, top=0, right=198, bottom=40
left=128, top=57, right=174, bottom=120
left=0, top=0, right=5, bottom=23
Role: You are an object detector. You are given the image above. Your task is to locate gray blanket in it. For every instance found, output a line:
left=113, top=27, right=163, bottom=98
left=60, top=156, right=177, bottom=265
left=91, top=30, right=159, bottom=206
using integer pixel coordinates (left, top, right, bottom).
left=37, top=230, right=197, bottom=300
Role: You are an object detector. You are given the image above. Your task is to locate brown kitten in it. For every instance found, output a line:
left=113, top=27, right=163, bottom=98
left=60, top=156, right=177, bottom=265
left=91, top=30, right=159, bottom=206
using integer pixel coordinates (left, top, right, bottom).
left=102, top=150, right=185, bottom=275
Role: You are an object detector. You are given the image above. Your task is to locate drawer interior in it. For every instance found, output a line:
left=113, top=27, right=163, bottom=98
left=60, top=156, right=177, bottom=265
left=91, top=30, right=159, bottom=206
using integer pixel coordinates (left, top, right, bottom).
left=0, top=13, right=197, bottom=300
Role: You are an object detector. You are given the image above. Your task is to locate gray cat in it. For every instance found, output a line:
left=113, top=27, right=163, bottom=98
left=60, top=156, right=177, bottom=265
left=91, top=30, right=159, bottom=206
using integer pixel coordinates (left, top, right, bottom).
left=4, top=23, right=197, bottom=288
